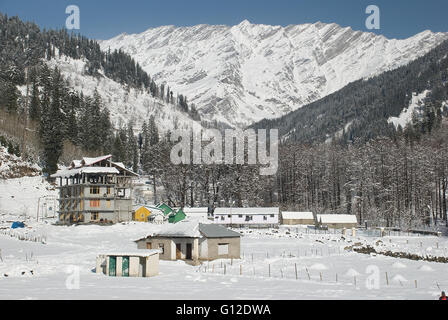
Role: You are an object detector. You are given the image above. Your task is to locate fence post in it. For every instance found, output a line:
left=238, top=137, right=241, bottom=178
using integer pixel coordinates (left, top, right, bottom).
left=295, top=263, right=298, bottom=280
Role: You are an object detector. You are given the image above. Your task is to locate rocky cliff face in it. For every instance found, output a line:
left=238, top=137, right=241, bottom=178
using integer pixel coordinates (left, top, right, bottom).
left=100, top=20, right=448, bottom=128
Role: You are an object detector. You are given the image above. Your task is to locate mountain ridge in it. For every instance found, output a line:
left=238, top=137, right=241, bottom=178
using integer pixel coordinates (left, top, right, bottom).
left=100, top=20, right=448, bottom=128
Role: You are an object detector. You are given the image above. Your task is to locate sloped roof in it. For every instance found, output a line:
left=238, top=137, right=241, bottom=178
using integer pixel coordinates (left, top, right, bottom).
left=82, top=155, right=112, bottom=166
left=282, top=212, right=314, bottom=220
left=152, top=220, right=201, bottom=238
left=214, top=207, right=279, bottom=215
left=133, top=205, right=165, bottom=215
left=135, top=220, right=241, bottom=241
left=70, top=160, right=82, bottom=169
left=199, top=223, right=241, bottom=238
left=99, top=249, right=161, bottom=257
left=317, top=214, right=357, bottom=224
left=111, top=161, right=139, bottom=177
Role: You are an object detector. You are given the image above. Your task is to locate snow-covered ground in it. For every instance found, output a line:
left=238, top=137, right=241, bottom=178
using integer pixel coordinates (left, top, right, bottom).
left=0, top=172, right=447, bottom=300
left=0, top=218, right=447, bottom=300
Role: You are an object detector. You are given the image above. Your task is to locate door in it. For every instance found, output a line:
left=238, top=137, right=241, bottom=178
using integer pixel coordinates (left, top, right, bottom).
left=109, top=256, right=116, bottom=276
left=176, top=243, right=182, bottom=259
left=122, top=256, right=129, bottom=277
left=146, top=242, right=152, bottom=249
left=186, top=243, right=192, bottom=260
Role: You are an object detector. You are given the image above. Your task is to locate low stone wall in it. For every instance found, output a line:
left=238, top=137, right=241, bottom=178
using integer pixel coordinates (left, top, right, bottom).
left=351, top=245, right=448, bottom=263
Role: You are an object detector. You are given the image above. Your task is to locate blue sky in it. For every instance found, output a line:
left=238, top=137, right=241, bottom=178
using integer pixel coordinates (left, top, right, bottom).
left=0, top=0, right=447, bottom=40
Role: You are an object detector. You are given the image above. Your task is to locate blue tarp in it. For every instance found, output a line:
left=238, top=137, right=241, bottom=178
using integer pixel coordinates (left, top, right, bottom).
left=11, top=222, right=25, bottom=229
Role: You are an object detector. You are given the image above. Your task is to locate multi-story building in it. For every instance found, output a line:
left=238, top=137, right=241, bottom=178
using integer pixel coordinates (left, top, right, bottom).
left=51, top=155, right=138, bottom=224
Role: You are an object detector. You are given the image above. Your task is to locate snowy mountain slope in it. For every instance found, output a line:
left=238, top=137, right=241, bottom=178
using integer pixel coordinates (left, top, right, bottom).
left=99, top=20, right=448, bottom=128
left=45, top=55, right=203, bottom=134
left=387, top=90, right=431, bottom=129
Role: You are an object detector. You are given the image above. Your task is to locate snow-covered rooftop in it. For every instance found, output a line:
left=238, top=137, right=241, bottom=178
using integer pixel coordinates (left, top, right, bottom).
left=282, top=212, right=314, bottom=220
left=51, top=166, right=119, bottom=178
left=214, top=207, right=279, bottom=215
left=317, top=214, right=357, bottom=224
left=82, top=155, right=112, bottom=166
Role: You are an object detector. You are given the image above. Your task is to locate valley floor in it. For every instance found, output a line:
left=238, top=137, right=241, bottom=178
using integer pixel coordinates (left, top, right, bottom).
left=0, top=220, right=447, bottom=300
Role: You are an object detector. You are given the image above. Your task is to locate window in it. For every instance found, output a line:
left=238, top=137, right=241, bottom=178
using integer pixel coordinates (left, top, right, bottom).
left=238, top=215, right=243, bottom=218
left=90, top=200, right=100, bottom=207
left=228, top=215, right=231, bottom=218
left=159, top=243, right=165, bottom=254
left=263, top=216, right=268, bottom=221
left=117, top=188, right=125, bottom=197
left=218, top=243, right=229, bottom=255
left=270, top=214, right=275, bottom=218
left=90, top=186, right=100, bottom=194
left=107, top=187, right=112, bottom=195
left=91, top=212, right=99, bottom=221
left=245, top=215, right=253, bottom=222
left=106, top=200, right=111, bottom=208
left=220, top=216, right=225, bottom=221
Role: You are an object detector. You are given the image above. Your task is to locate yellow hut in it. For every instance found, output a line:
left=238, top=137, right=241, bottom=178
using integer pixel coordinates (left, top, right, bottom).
left=133, top=205, right=165, bottom=222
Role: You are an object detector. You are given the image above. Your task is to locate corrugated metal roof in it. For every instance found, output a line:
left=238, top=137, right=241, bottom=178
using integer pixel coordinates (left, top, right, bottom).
left=199, top=223, right=241, bottom=238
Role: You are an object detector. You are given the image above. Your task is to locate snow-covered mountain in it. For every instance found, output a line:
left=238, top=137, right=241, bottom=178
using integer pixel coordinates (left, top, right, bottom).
left=99, top=20, right=448, bottom=128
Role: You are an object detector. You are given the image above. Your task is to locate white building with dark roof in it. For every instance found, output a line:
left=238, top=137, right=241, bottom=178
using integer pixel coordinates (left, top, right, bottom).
left=135, top=220, right=241, bottom=261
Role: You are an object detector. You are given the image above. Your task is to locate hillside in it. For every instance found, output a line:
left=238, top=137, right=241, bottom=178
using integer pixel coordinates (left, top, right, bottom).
left=251, top=38, right=448, bottom=144
left=100, top=20, right=448, bottom=128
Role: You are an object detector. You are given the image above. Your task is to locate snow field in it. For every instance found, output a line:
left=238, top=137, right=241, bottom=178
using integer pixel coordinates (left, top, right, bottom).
left=1, top=221, right=447, bottom=299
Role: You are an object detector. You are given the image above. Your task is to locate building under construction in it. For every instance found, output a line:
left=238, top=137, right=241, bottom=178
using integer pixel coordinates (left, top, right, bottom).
left=51, top=155, right=138, bottom=224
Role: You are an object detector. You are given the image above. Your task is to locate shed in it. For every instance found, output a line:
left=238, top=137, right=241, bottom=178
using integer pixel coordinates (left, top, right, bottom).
left=281, top=212, right=315, bottom=225
left=135, top=220, right=241, bottom=262
left=133, top=205, right=165, bottom=222
left=96, top=250, right=160, bottom=277
left=316, top=214, right=358, bottom=229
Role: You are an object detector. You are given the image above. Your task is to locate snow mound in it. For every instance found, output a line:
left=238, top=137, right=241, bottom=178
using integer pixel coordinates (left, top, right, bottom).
left=392, top=274, right=408, bottom=283
left=345, top=268, right=360, bottom=277
left=392, top=262, right=407, bottom=269
left=309, top=263, right=328, bottom=271
left=418, top=265, right=434, bottom=272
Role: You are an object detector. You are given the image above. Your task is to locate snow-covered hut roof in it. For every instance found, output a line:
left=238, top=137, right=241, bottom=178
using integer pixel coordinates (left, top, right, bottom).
left=70, top=160, right=82, bottom=169
left=317, top=214, right=357, bottom=224
left=99, top=249, right=161, bottom=257
left=152, top=220, right=202, bottom=238
left=135, top=221, right=240, bottom=241
left=281, top=212, right=314, bottom=220
left=213, top=207, right=279, bottom=215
